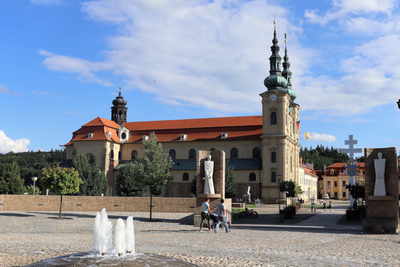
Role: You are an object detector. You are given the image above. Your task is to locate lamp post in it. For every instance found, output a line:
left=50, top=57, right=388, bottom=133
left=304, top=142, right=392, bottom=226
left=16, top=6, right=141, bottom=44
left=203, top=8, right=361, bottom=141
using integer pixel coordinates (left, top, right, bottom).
left=278, top=175, right=282, bottom=222
left=31, top=177, right=38, bottom=195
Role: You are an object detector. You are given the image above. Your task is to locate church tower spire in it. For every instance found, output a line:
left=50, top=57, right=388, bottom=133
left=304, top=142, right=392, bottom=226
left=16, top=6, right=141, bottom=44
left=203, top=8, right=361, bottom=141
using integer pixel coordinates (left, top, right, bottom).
left=282, top=34, right=297, bottom=102
left=111, top=85, right=128, bottom=125
left=264, top=21, right=287, bottom=91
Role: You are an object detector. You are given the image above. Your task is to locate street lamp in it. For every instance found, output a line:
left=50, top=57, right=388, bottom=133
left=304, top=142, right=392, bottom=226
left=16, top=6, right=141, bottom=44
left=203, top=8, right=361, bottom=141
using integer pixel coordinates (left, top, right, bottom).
left=31, top=177, right=38, bottom=195
left=278, top=175, right=282, bottom=222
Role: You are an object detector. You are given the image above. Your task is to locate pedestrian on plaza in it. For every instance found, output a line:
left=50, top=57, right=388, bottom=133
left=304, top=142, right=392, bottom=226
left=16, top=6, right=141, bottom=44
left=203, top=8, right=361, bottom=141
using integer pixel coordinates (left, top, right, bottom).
left=328, top=201, right=332, bottom=212
left=323, top=202, right=327, bottom=212
left=200, top=198, right=212, bottom=232
left=215, top=199, right=230, bottom=233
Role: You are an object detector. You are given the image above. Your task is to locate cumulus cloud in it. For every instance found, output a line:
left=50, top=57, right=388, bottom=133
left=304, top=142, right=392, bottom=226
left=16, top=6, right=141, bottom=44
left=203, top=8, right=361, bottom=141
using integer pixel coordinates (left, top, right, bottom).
left=0, top=130, right=30, bottom=153
left=304, top=132, right=337, bottom=142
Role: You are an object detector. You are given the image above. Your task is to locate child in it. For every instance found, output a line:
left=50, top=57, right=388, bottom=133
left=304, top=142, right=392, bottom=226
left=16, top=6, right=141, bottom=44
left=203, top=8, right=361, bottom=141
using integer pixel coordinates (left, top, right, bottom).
left=323, top=202, right=327, bottom=212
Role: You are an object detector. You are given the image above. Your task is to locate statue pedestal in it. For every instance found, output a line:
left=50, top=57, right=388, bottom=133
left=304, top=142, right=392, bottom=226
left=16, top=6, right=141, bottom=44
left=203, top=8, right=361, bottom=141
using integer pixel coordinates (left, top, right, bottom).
left=198, top=194, right=221, bottom=199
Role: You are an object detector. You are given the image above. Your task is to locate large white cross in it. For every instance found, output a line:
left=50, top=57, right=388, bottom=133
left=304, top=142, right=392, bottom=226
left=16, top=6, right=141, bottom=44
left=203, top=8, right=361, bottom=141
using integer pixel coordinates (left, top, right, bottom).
left=341, top=135, right=362, bottom=161
left=340, top=134, right=362, bottom=206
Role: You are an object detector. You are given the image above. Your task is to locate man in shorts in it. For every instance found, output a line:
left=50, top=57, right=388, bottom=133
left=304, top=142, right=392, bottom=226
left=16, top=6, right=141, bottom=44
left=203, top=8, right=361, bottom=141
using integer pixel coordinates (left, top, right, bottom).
left=200, top=198, right=212, bottom=232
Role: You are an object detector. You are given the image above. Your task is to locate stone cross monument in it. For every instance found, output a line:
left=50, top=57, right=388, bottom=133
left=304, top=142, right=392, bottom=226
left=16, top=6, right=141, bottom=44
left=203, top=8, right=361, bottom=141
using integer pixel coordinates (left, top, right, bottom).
left=341, top=135, right=362, bottom=205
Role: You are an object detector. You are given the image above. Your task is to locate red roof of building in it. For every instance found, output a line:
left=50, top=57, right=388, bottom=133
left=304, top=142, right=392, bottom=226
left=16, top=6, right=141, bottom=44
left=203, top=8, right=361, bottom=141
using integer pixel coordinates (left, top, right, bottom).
left=66, top=115, right=263, bottom=145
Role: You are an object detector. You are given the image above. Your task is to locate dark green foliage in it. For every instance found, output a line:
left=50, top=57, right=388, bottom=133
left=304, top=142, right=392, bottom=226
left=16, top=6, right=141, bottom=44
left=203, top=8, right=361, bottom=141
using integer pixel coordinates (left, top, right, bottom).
left=225, top=165, right=237, bottom=198
left=0, top=162, right=25, bottom=194
left=0, top=149, right=65, bottom=189
left=72, top=153, right=108, bottom=196
left=279, top=180, right=303, bottom=198
left=345, top=183, right=365, bottom=200
left=190, top=175, right=197, bottom=197
left=300, top=145, right=349, bottom=170
left=116, top=163, right=146, bottom=197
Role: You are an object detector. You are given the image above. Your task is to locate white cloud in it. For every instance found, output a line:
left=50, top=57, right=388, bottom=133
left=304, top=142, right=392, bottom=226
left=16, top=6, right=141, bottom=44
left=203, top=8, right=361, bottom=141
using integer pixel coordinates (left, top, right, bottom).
left=0, top=85, right=18, bottom=95
left=305, top=0, right=397, bottom=25
left=304, top=132, right=337, bottom=142
left=32, top=90, right=48, bottom=97
left=0, top=130, right=30, bottom=153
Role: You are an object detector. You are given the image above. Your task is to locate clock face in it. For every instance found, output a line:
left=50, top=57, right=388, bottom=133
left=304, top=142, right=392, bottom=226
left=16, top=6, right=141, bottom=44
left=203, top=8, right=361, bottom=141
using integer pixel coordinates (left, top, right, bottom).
left=270, top=94, right=277, bottom=101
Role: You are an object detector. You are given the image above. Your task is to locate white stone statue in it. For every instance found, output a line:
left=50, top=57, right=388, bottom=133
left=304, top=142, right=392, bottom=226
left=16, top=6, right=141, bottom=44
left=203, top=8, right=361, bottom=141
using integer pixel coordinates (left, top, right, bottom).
left=203, top=155, right=215, bottom=194
left=247, top=186, right=251, bottom=202
left=373, top=152, right=386, bottom=196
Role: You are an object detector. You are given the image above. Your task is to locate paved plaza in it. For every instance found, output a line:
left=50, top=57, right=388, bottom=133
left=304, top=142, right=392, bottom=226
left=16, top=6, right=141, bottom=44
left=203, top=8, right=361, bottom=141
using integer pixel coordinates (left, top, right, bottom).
left=1, top=200, right=399, bottom=266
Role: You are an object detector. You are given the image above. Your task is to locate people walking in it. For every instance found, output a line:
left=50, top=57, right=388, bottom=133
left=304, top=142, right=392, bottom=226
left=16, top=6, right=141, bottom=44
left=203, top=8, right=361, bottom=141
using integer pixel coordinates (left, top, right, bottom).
left=200, top=198, right=212, bottom=232
left=215, top=199, right=230, bottom=233
left=323, top=202, right=327, bottom=212
left=328, top=201, right=332, bottom=212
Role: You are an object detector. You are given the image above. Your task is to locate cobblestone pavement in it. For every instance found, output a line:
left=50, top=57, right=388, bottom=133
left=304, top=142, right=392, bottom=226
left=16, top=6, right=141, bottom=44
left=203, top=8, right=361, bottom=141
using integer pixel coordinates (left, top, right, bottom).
left=1, top=202, right=399, bottom=267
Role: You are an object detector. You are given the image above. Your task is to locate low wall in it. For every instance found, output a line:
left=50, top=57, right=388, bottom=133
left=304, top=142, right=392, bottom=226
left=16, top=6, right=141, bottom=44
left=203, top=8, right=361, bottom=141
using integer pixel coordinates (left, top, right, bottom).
left=0, top=195, right=197, bottom=213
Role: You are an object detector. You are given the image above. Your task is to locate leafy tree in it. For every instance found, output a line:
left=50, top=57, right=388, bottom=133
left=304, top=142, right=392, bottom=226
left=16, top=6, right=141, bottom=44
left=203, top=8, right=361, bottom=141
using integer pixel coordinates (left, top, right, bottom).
left=280, top=180, right=303, bottom=205
left=300, top=145, right=349, bottom=170
left=225, top=165, right=237, bottom=198
left=72, top=153, right=108, bottom=196
left=190, top=175, right=197, bottom=197
left=25, top=184, right=40, bottom=195
left=0, top=162, right=25, bottom=194
left=116, top=163, right=146, bottom=197
left=135, top=132, right=174, bottom=221
left=345, top=183, right=365, bottom=201
left=41, top=166, right=82, bottom=218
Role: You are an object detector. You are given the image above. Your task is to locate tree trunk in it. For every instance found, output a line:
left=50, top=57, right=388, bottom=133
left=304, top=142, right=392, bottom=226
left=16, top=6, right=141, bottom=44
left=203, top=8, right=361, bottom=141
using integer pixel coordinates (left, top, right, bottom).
left=59, top=194, right=63, bottom=219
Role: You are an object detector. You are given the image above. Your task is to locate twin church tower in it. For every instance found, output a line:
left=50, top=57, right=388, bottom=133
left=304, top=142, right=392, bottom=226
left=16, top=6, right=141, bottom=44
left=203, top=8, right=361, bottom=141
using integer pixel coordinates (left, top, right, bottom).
left=64, top=23, right=300, bottom=202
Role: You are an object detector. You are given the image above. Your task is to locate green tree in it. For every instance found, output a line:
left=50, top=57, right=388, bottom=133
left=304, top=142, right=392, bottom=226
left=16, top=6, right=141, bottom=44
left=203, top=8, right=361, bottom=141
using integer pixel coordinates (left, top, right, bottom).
left=41, top=166, right=82, bottom=218
left=0, top=162, right=25, bottom=194
left=345, top=183, right=365, bottom=201
left=116, top=163, right=146, bottom=197
left=136, top=132, right=174, bottom=221
left=280, top=180, right=303, bottom=205
left=225, top=165, right=237, bottom=198
left=72, top=153, right=108, bottom=196
left=25, top=184, right=40, bottom=195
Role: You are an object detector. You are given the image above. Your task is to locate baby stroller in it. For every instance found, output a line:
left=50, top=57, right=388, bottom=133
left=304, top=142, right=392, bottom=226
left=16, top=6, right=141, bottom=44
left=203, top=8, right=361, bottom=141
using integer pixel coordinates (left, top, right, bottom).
left=209, top=212, right=226, bottom=231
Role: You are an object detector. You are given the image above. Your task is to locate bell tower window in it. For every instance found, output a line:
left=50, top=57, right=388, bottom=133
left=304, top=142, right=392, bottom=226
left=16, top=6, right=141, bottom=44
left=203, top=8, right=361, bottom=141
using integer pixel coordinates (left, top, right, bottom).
left=271, top=112, right=277, bottom=125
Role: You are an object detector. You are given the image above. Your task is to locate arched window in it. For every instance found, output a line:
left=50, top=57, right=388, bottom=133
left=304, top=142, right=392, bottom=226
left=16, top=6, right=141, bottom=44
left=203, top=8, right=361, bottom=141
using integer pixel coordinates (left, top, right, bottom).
left=183, top=172, right=189, bottom=181
left=253, top=147, right=260, bottom=158
left=271, top=152, right=276, bottom=163
left=110, top=150, right=114, bottom=160
left=86, top=153, right=95, bottom=165
left=118, top=151, right=121, bottom=160
left=231, top=147, right=238, bottom=158
left=210, top=148, right=215, bottom=151
left=271, top=112, right=277, bottom=125
left=189, top=149, right=196, bottom=159
left=169, top=149, right=176, bottom=159
left=271, top=172, right=276, bottom=183
left=131, top=150, right=138, bottom=160
left=249, top=172, right=256, bottom=181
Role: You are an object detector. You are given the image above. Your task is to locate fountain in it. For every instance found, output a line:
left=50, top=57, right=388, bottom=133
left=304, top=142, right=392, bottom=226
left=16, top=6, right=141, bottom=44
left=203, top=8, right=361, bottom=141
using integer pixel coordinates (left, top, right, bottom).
left=27, top=208, right=195, bottom=266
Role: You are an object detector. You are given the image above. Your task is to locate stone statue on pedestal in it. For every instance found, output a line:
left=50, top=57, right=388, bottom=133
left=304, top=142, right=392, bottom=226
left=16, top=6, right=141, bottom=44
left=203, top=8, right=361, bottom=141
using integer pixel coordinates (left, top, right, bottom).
left=373, top=152, right=386, bottom=196
left=203, top=155, right=215, bottom=194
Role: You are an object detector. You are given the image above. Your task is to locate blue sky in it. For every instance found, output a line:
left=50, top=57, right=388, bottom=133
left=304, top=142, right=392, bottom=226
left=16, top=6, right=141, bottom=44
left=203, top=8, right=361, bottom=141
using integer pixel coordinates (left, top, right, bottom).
left=1, top=0, right=400, bottom=157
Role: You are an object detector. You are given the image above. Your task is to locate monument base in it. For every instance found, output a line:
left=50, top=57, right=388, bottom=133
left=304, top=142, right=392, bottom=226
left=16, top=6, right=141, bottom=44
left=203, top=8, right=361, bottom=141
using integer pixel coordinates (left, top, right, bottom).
left=363, top=219, right=399, bottom=233
left=198, top=194, right=221, bottom=199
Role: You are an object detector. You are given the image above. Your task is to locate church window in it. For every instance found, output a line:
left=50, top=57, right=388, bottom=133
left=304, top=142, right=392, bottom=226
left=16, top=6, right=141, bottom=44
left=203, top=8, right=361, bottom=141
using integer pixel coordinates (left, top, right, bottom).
left=249, top=172, right=256, bottom=181
left=183, top=172, right=189, bottom=181
left=131, top=150, right=138, bottom=160
left=334, top=181, right=337, bottom=187
left=231, top=148, right=238, bottom=158
left=271, top=112, right=277, bottom=125
left=110, top=150, right=114, bottom=160
left=253, top=147, right=260, bottom=158
left=271, top=172, right=276, bottom=183
left=189, top=149, right=196, bottom=159
left=169, top=149, right=176, bottom=159
left=271, top=152, right=276, bottom=163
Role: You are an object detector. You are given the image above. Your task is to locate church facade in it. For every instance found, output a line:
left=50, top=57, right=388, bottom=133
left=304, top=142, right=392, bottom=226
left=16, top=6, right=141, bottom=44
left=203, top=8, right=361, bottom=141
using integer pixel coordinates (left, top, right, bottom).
left=63, top=24, right=301, bottom=203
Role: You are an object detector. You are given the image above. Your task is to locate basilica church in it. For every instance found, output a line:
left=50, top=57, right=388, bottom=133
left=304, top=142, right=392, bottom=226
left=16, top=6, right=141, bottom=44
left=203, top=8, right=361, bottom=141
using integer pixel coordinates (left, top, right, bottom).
left=63, top=24, right=301, bottom=203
